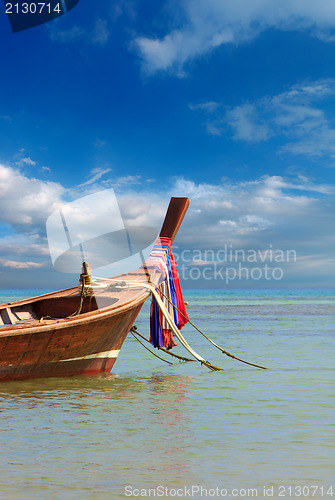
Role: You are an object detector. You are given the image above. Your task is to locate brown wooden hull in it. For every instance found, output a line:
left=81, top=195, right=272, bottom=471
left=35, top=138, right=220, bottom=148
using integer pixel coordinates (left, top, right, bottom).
left=0, top=293, right=146, bottom=382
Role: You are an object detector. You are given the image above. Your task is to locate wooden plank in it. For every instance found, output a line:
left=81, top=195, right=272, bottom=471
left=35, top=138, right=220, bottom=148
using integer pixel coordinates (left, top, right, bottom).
left=159, top=197, right=189, bottom=242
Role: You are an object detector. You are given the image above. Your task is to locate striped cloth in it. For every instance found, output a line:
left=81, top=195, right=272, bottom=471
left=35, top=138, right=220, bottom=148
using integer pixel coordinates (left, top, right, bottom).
left=144, top=237, right=189, bottom=350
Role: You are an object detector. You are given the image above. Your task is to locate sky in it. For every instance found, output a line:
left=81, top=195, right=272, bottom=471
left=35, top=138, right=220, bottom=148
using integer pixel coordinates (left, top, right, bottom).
left=0, top=0, right=334, bottom=289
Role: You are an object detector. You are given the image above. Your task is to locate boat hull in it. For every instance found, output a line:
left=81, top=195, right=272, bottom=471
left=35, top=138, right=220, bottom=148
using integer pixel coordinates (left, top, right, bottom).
left=0, top=300, right=144, bottom=382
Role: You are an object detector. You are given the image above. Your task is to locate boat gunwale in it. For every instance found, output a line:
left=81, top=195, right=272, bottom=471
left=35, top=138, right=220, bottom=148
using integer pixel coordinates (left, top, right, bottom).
left=0, top=286, right=150, bottom=337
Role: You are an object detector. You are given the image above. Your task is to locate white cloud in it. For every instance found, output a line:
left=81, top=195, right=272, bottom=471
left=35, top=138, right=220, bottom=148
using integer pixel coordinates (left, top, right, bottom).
left=237, top=214, right=272, bottom=233
left=192, top=79, right=335, bottom=162
left=205, top=121, right=224, bottom=137
left=0, top=237, right=49, bottom=258
left=264, top=80, right=335, bottom=159
left=189, top=101, right=220, bottom=113
left=78, top=167, right=112, bottom=188
left=226, top=104, right=270, bottom=142
left=16, top=157, right=37, bottom=167
left=0, top=259, right=45, bottom=270
left=0, top=163, right=64, bottom=233
left=113, top=174, right=142, bottom=187
left=135, top=0, right=335, bottom=74
left=76, top=171, right=143, bottom=192
left=41, top=166, right=52, bottom=173
left=136, top=34, right=184, bottom=74
left=0, top=233, right=51, bottom=284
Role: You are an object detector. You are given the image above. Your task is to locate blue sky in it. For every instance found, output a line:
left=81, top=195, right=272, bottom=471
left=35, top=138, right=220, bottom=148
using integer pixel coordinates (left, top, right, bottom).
left=0, top=0, right=334, bottom=288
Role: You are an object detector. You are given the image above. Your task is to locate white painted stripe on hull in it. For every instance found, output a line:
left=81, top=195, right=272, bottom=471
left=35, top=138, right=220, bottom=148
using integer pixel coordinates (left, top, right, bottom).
left=58, top=349, right=120, bottom=363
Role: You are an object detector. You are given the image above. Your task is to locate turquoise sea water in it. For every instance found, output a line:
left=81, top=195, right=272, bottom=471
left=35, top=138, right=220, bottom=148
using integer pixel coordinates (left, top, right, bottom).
left=0, top=288, right=334, bottom=500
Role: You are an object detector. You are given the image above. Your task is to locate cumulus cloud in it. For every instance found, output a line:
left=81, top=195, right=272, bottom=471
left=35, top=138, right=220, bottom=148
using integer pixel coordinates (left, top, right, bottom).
left=0, top=164, right=65, bottom=233
left=135, top=0, right=335, bottom=74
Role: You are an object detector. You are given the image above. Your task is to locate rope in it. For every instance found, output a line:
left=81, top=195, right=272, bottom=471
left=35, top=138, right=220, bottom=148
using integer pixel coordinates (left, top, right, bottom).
left=39, top=315, right=52, bottom=322
left=131, top=330, right=173, bottom=365
left=158, top=287, right=268, bottom=370
left=91, top=277, right=267, bottom=371
left=121, top=281, right=224, bottom=371
left=67, top=272, right=93, bottom=318
left=131, top=326, right=195, bottom=363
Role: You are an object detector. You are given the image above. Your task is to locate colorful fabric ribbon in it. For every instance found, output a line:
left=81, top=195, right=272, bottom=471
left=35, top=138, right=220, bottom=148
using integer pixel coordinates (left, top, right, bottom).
left=145, top=237, right=189, bottom=350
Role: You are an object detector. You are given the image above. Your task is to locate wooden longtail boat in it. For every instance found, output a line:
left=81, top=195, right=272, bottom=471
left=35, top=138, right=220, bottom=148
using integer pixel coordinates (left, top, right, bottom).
left=0, top=197, right=189, bottom=382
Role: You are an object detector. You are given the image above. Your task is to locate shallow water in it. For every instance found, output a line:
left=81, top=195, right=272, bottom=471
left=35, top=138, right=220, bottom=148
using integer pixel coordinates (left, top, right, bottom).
left=0, top=289, right=334, bottom=499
